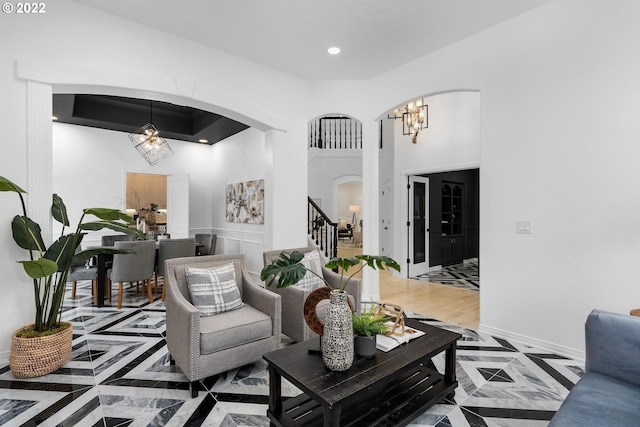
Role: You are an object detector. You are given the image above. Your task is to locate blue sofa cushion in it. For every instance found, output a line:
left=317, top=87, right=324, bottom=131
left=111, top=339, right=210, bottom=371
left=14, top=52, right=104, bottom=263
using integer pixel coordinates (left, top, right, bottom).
left=550, top=372, right=640, bottom=426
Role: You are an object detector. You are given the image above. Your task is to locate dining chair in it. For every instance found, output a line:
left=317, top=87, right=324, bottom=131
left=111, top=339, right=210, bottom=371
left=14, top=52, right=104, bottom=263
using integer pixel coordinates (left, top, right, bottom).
left=101, top=234, right=137, bottom=270
left=107, top=240, right=157, bottom=309
left=68, top=258, right=98, bottom=304
left=101, top=234, right=136, bottom=246
left=155, top=237, right=196, bottom=300
left=194, top=233, right=217, bottom=256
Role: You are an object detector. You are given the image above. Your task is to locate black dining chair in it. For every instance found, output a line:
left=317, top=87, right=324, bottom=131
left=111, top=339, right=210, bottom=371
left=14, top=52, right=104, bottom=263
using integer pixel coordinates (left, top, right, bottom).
left=194, top=233, right=217, bottom=256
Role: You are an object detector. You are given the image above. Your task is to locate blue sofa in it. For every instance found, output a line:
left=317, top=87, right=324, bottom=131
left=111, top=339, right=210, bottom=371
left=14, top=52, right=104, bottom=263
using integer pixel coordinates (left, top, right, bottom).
left=549, top=309, right=640, bottom=426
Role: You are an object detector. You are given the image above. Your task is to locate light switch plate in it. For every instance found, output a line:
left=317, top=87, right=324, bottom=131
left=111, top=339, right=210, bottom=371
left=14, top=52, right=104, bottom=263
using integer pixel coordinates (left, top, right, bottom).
left=516, top=221, right=532, bottom=234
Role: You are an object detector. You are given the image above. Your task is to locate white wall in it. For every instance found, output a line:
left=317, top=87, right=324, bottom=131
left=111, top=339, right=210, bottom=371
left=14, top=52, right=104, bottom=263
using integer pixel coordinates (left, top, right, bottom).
left=308, top=149, right=362, bottom=221
left=53, top=123, right=216, bottom=244
left=337, top=181, right=363, bottom=223
left=209, top=128, right=268, bottom=277
left=53, top=124, right=273, bottom=279
left=370, top=0, right=640, bottom=358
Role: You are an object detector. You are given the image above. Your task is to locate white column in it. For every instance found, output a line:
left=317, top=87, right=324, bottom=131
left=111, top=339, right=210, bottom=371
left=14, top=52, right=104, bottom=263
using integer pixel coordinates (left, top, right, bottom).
left=27, top=81, right=53, bottom=244
left=264, top=127, right=308, bottom=251
left=362, top=120, right=380, bottom=301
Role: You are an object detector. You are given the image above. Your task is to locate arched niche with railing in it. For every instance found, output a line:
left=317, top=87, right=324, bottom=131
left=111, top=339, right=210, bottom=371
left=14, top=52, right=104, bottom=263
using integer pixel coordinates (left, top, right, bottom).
left=308, top=115, right=362, bottom=150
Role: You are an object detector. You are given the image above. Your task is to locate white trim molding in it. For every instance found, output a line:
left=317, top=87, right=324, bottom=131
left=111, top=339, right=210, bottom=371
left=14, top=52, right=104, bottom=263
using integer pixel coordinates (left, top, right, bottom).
left=27, top=81, right=53, bottom=244
left=478, top=323, right=585, bottom=363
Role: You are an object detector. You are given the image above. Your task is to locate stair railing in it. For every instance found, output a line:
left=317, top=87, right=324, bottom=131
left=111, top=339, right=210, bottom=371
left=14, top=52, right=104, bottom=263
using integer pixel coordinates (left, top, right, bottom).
left=309, top=116, right=362, bottom=150
left=308, top=197, right=337, bottom=260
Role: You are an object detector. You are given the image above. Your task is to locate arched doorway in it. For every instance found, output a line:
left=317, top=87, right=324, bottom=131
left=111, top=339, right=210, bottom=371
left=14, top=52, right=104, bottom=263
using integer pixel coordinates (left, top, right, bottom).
left=378, top=90, right=481, bottom=278
left=307, top=114, right=363, bottom=257
left=19, top=59, right=302, bottom=272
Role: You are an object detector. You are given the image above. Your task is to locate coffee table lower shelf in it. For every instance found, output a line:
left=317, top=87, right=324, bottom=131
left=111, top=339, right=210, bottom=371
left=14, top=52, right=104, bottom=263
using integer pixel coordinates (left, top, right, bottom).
left=268, top=363, right=457, bottom=427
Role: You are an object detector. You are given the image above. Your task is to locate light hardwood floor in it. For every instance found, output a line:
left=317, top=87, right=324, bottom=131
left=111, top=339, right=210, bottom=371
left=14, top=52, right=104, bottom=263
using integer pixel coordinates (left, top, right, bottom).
left=338, top=245, right=479, bottom=330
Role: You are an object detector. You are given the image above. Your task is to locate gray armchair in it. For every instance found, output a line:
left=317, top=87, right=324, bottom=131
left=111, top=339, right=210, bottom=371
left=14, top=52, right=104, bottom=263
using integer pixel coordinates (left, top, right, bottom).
left=165, top=254, right=281, bottom=398
left=263, top=247, right=362, bottom=343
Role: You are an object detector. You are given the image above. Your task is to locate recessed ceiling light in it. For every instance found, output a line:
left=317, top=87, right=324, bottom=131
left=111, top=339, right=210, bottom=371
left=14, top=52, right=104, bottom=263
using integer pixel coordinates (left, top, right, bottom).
left=198, top=139, right=208, bottom=143
left=52, top=115, right=58, bottom=121
left=327, top=47, right=341, bottom=55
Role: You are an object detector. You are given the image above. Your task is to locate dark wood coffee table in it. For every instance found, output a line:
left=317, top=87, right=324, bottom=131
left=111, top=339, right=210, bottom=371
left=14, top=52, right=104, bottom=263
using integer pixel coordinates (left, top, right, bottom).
left=263, top=318, right=461, bottom=427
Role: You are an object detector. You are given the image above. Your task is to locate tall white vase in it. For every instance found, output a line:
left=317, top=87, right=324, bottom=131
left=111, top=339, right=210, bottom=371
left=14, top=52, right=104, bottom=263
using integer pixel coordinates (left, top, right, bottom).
left=136, top=218, right=147, bottom=234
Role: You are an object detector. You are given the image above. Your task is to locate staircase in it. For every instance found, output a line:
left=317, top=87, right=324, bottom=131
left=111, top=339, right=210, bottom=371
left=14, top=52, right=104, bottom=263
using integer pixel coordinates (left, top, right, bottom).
left=307, top=115, right=362, bottom=259
left=308, top=197, right=338, bottom=260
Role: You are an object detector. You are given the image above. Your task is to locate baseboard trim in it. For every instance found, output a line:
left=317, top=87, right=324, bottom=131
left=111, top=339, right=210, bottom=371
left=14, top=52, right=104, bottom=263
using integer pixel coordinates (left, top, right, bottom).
left=478, top=323, right=585, bottom=363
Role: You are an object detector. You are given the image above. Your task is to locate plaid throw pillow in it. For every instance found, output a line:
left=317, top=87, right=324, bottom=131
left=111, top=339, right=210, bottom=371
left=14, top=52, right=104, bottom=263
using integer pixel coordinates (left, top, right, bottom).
left=185, top=263, right=244, bottom=316
left=297, top=250, right=325, bottom=290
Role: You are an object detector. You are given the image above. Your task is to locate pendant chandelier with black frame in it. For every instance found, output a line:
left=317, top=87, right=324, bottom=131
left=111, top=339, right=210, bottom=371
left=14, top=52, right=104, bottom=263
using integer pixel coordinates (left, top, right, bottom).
left=388, top=98, right=428, bottom=144
left=128, top=101, right=174, bottom=166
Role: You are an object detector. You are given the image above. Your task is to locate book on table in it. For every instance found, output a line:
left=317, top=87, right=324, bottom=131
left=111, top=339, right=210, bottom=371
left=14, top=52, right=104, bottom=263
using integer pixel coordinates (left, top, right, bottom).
left=376, top=323, right=426, bottom=352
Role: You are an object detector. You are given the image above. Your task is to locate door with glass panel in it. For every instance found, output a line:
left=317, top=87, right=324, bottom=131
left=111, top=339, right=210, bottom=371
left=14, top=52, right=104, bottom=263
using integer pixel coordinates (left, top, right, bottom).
left=408, top=176, right=430, bottom=277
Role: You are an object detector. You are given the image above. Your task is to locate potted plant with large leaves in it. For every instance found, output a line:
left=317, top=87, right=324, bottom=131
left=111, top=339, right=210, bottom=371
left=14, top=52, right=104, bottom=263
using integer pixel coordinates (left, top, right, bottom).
left=0, top=176, right=143, bottom=378
left=261, top=251, right=400, bottom=371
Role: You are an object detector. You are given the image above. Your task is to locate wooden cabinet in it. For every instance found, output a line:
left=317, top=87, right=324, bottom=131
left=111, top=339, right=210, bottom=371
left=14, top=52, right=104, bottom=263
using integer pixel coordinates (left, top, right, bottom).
left=126, top=173, right=167, bottom=210
left=440, top=182, right=464, bottom=266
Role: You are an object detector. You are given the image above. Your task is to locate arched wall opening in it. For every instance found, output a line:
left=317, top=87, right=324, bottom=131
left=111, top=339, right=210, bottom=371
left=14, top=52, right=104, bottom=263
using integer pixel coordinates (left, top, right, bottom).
left=375, top=90, right=481, bottom=281
left=308, top=113, right=363, bottom=226
left=335, top=176, right=363, bottom=225
left=19, top=59, right=299, bottom=287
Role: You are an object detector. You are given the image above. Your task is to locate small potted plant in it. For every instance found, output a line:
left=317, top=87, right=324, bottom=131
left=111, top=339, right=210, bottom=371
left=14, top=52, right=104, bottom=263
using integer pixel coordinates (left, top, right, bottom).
left=352, top=304, right=389, bottom=358
left=1, top=175, right=142, bottom=378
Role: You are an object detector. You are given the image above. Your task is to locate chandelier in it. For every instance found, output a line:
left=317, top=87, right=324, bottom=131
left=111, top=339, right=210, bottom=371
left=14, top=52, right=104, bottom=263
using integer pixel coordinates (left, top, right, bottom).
left=128, top=101, right=174, bottom=165
left=388, top=98, right=428, bottom=144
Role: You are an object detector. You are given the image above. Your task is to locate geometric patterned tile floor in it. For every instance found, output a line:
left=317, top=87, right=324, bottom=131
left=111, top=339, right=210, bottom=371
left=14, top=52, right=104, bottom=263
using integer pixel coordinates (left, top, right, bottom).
left=412, top=260, right=480, bottom=291
left=0, top=280, right=581, bottom=426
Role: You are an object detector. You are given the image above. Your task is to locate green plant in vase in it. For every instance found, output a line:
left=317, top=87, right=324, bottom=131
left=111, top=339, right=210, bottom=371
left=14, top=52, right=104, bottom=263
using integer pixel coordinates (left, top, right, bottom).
left=1, top=175, right=143, bottom=377
left=261, top=251, right=400, bottom=292
left=352, top=303, right=390, bottom=358
left=261, top=250, right=400, bottom=369
left=352, top=303, right=389, bottom=337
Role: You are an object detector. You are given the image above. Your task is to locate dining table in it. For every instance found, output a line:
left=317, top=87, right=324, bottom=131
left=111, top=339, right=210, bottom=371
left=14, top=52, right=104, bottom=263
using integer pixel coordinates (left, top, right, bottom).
left=93, top=240, right=204, bottom=307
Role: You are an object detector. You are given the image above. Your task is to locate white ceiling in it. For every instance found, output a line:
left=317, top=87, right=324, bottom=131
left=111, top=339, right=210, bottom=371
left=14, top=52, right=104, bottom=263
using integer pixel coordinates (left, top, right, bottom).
left=74, top=0, right=550, bottom=80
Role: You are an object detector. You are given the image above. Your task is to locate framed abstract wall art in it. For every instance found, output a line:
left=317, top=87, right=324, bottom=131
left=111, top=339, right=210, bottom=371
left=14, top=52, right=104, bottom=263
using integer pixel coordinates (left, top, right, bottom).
left=226, top=179, right=264, bottom=224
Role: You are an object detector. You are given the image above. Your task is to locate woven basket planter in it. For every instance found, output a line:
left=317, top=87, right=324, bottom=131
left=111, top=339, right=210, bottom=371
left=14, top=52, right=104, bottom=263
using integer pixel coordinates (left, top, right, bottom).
left=9, top=322, right=73, bottom=379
